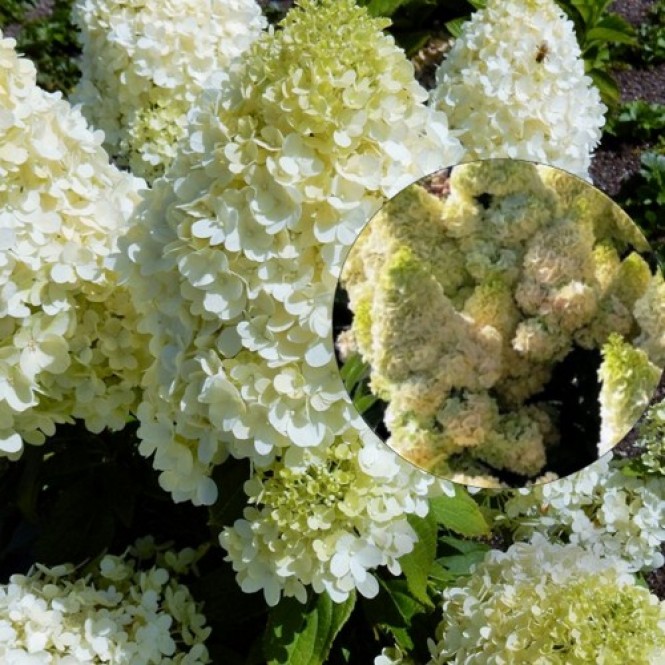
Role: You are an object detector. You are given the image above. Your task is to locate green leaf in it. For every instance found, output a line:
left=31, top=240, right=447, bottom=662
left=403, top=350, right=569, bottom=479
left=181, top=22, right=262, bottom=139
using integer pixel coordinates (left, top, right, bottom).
left=437, top=550, right=488, bottom=576
left=439, top=534, right=490, bottom=554
left=264, top=592, right=356, bottom=665
left=588, top=68, right=620, bottom=106
left=399, top=513, right=437, bottom=606
left=354, top=393, right=378, bottom=415
left=429, top=486, right=489, bottom=537
left=340, top=354, right=369, bottom=394
left=362, top=579, right=427, bottom=651
left=586, top=25, right=635, bottom=46
left=428, top=561, right=458, bottom=584
left=444, top=17, right=467, bottom=38
left=359, top=0, right=407, bottom=17
left=395, top=31, right=431, bottom=58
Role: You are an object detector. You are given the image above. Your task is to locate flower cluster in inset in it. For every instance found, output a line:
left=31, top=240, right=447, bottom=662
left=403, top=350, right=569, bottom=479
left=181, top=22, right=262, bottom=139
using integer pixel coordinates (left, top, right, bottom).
left=426, top=536, right=665, bottom=664
left=0, top=31, right=148, bottom=459
left=72, top=0, right=266, bottom=181
left=0, top=538, right=211, bottom=664
left=431, top=0, right=606, bottom=179
left=118, top=0, right=462, bottom=603
left=341, top=160, right=663, bottom=484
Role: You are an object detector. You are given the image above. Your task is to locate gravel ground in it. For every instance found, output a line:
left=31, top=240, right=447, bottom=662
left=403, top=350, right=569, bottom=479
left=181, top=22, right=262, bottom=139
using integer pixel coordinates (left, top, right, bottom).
left=610, top=0, right=655, bottom=26
left=590, top=1, right=663, bottom=195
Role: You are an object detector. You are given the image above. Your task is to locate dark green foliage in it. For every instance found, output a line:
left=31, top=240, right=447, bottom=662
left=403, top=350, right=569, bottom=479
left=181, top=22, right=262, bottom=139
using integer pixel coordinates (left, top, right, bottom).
left=632, top=0, right=665, bottom=65
left=605, top=101, right=665, bottom=145
left=615, top=152, right=665, bottom=270
left=1, top=0, right=81, bottom=94
left=610, top=0, right=665, bottom=79
left=555, top=0, right=635, bottom=106
left=264, top=592, right=357, bottom=665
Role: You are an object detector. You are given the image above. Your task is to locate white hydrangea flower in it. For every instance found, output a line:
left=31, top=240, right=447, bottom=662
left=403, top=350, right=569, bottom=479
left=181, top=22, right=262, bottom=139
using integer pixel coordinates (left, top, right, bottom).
left=71, top=0, right=266, bottom=182
left=502, top=453, right=665, bottom=571
left=118, top=0, right=463, bottom=503
left=0, top=542, right=211, bottom=664
left=430, top=0, right=606, bottom=179
left=427, top=535, right=665, bottom=664
left=0, top=32, right=148, bottom=458
left=219, top=422, right=452, bottom=606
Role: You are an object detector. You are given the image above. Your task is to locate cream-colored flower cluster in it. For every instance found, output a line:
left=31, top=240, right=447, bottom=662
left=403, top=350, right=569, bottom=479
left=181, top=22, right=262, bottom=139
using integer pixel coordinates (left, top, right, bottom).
left=426, top=536, right=665, bottom=664
left=502, top=452, right=665, bottom=572
left=598, top=334, right=661, bottom=455
left=71, top=0, right=266, bottom=182
left=220, top=423, right=452, bottom=606
left=0, top=539, right=211, bottom=664
left=118, top=0, right=462, bottom=603
left=341, top=160, right=663, bottom=483
left=0, top=32, right=148, bottom=458
left=431, top=0, right=606, bottom=179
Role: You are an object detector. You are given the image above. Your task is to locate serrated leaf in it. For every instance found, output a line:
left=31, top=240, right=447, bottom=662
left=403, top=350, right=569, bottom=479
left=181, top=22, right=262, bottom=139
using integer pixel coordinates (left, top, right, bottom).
left=428, top=561, right=457, bottom=584
left=429, top=486, right=489, bottom=536
left=399, top=513, right=436, bottom=606
left=264, top=592, right=356, bottom=665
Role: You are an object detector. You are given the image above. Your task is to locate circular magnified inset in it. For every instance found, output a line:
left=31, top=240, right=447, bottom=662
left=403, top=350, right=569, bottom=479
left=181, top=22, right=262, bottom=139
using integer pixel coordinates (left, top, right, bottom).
left=333, top=158, right=664, bottom=489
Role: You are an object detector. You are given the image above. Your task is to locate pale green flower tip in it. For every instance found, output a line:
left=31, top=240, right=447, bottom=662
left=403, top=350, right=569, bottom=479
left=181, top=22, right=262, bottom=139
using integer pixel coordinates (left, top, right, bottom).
left=352, top=293, right=374, bottom=361
left=598, top=333, right=662, bottom=455
left=429, top=538, right=665, bottom=663
left=613, top=251, right=653, bottom=306
left=450, top=159, right=543, bottom=198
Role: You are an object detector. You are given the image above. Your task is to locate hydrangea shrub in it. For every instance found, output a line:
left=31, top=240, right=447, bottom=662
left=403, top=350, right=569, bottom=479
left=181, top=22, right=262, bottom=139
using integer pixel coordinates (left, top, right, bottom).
left=502, top=452, right=665, bottom=572
left=340, top=160, right=663, bottom=484
left=426, top=536, right=665, bottom=664
left=430, top=0, right=607, bottom=179
left=0, top=539, right=211, bottom=663
left=0, top=31, right=148, bottom=459
left=118, top=0, right=463, bottom=604
left=71, top=0, right=266, bottom=181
